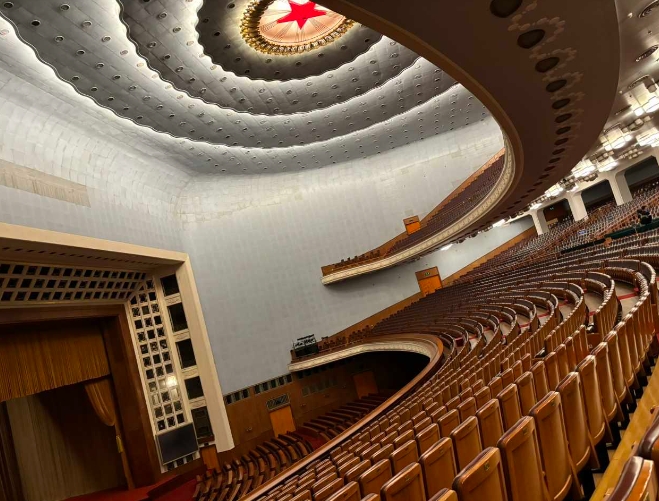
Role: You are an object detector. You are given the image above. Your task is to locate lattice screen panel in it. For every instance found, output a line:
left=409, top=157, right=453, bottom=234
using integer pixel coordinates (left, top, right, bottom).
left=0, top=262, right=146, bottom=305
left=129, top=279, right=198, bottom=470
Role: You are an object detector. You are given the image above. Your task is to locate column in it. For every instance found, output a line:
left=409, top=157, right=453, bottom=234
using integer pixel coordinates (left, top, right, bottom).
left=604, top=171, right=633, bottom=206
left=566, top=191, right=588, bottom=221
left=531, top=209, right=549, bottom=235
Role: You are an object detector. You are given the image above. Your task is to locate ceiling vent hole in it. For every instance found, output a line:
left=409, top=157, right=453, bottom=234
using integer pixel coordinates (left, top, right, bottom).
left=535, top=57, right=559, bottom=73
left=555, top=113, right=572, bottom=123
left=546, top=79, right=567, bottom=93
left=517, top=29, right=545, bottom=49
left=31, top=20, right=41, bottom=27
left=552, top=98, right=570, bottom=109
left=489, top=0, right=522, bottom=17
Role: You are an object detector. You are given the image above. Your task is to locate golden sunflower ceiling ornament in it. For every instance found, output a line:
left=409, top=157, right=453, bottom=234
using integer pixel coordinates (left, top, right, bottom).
left=240, top=0, right=354, bottom=55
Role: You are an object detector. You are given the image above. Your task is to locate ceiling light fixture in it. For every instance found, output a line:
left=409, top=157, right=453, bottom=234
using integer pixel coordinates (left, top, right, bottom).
left=440, top=244, right=453, bottom=251
left=596, top=156, right=618, bottom=172
left=600, top=125, right=631, bottom=150
left=571, top=158, right=596, bottom=178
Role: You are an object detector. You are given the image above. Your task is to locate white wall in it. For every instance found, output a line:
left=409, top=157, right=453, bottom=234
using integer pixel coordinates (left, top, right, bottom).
left=0, top=60, right=189, bottom=251
left=0, top=53, right=530, bottom=393
left=178, top=119, right=518, bottom=392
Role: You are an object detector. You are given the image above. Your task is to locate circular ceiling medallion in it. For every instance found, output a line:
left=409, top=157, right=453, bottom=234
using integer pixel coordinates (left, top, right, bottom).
left=241, top=0, right=354, bottom=55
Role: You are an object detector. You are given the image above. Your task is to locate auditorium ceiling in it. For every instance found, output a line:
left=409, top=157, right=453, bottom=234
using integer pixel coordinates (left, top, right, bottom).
left=0, top=0, right=624, bottom=237
left=0, top=0, right=489, bottom=173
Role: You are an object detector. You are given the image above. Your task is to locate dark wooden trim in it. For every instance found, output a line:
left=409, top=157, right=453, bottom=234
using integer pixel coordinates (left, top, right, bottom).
left=0, top=304, right=125, bottom=324
left=0, top=304, right=163, bottom=487
left=101, top=313, right=162, bottom=487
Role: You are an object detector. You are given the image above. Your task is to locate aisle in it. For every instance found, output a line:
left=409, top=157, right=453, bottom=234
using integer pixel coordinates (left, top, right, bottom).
left=591, top=359, right=659, bottom=501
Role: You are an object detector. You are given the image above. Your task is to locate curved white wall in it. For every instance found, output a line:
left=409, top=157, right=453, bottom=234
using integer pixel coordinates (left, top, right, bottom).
left=0, top=45, right=528, bottom=394
left=178, top=119, right=510, bottom=392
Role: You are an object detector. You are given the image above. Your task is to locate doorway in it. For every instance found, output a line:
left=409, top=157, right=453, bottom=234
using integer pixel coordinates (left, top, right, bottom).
left=269, top=405, right=296, bottom=437
left=353, top=371, right=378, bottom=399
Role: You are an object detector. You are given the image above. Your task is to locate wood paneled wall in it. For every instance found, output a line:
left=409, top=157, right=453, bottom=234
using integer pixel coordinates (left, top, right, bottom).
left=219, top=351, right=428, bottom=460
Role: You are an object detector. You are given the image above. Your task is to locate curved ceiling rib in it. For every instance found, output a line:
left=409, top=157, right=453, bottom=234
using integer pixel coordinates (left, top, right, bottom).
left=315, top=0, right=619, bottom=235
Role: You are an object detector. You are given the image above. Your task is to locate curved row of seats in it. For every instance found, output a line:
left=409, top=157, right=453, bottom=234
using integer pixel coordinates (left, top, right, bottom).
left=239, top=194, right=659, bottom=501
left=193, top=396, right=388, bottom=501
left=325, top=150, right=506, bottom=274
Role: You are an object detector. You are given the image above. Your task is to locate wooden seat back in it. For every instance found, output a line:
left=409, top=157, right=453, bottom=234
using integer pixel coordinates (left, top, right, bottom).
left=439, top=410, right=460, bottom=438
left=381, top=463, right=426, bottom=501
left=604, top=331, right=631, bottom=405
left=497, top=416, right=549, bottom=501
left=358, top=459, right=392, bottom=497
left=497, top=384, right=522, bottom=431
left=419, top=438, right=457, bottom=499
left=476, top=399, right=504, bottom=448
left=371, top=445, right=394, bottom=465
left=390, top=440, right=419, bottom=474
left=450, top=416, right=483, bottom=471
left=457, top=397, right=477, bottom=421
left=544, top=352, right=561, bottom=390
left=576, top=355, right=607, bottom=447
left=315, top=478, right=344, bottom=501
left=530, top=362, right=550, bottom=400
left=530, top=392, right=575, bottom=501
left=416, top=423, right=440, bottom=455
left=515, top=371, right=537, bottom=416
left=452, top=448, right=508, bottom=501
left=325, top=482, right=361, bottom=501
left=591, top=342, right=622, bottom=423
left=344, top=460, right=372, bottom=483
left=556, top=372, right=592, bottom=473
left=605, top=457, right=658, bottom=501
left=474, top=387, right=491, bottom=410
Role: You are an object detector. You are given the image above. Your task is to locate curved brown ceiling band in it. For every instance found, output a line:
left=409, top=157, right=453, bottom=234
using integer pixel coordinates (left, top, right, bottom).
left=317, top=0, right=620, bottom=231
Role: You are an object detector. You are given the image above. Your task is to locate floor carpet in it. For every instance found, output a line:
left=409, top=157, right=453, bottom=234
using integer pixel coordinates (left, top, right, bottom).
left=64, top=478, right=196, bottom=501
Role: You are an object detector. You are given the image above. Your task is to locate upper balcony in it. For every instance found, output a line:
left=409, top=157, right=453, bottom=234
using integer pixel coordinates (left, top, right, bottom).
left=321, top=147, right=512, bottom=284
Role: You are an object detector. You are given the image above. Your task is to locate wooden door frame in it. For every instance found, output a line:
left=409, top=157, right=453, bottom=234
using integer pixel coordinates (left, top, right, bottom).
left=0, top=305, right=162, bottom=487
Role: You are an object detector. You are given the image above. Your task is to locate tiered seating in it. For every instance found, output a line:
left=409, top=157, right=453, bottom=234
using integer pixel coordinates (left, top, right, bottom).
left=235, top=190, right=659, bottom=501
left=385, top=155, right=505, bottom=256
left=325, top=150, right=506, bottom=274
left=192, top=396, right=387, bottom=501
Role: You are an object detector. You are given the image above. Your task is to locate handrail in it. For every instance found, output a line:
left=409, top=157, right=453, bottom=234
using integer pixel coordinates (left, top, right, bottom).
left=243, top=333, right=445, bottom=501
left=321, top=139, right=515, bottom=284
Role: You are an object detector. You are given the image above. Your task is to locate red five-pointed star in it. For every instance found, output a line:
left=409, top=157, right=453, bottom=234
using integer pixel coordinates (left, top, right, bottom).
left=276, top=0, right=326, bottom=29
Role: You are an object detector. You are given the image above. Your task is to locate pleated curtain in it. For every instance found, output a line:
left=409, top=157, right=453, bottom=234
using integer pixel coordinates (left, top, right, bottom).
left=0, top=320, right=110, bottom=403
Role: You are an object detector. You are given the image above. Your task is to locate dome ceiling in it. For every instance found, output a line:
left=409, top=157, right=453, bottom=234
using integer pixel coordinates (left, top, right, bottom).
left=0, top=0, right=491, bottom=173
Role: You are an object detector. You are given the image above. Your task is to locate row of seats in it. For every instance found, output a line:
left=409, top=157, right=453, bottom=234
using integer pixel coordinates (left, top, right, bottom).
left=193, top=396, right=387, bottom=501
left=248, top=272, right=656, bottom=501
left=325, top=149, right=506, bottom=273
left=238, top=187, right=659, bottom=501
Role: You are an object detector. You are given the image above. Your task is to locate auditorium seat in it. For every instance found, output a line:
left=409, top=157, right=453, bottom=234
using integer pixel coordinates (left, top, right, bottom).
left=419, top=438, right=457, bottom=499
left=345, top=460, right=372, bottom=483
left=605, top=456, right=657, bottom=501
left=390, top=440, right=419, bottom=474
left=497, top=417, right=548, bottom=501
left=452, top=448, right=508, bottom=501
left=476, top=399, right=504, bottom=449
left=358, top=460, right=393, bottom=497
left=380, top=463, right=425, bottom=501
left=325, top=482, right=361, bottom=501
left=416, top=423, right=440, bottom=454
left=496, top=384, right=522, bottom=432
left=371, top=445, right=394, bottom=465
left=439, top=410, right=460, bottom=438
left=450, top=416, right=483, bottom=471
left=530, top=392, right=577, bottom=501
left=428, top=490, right=458, bottom=501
